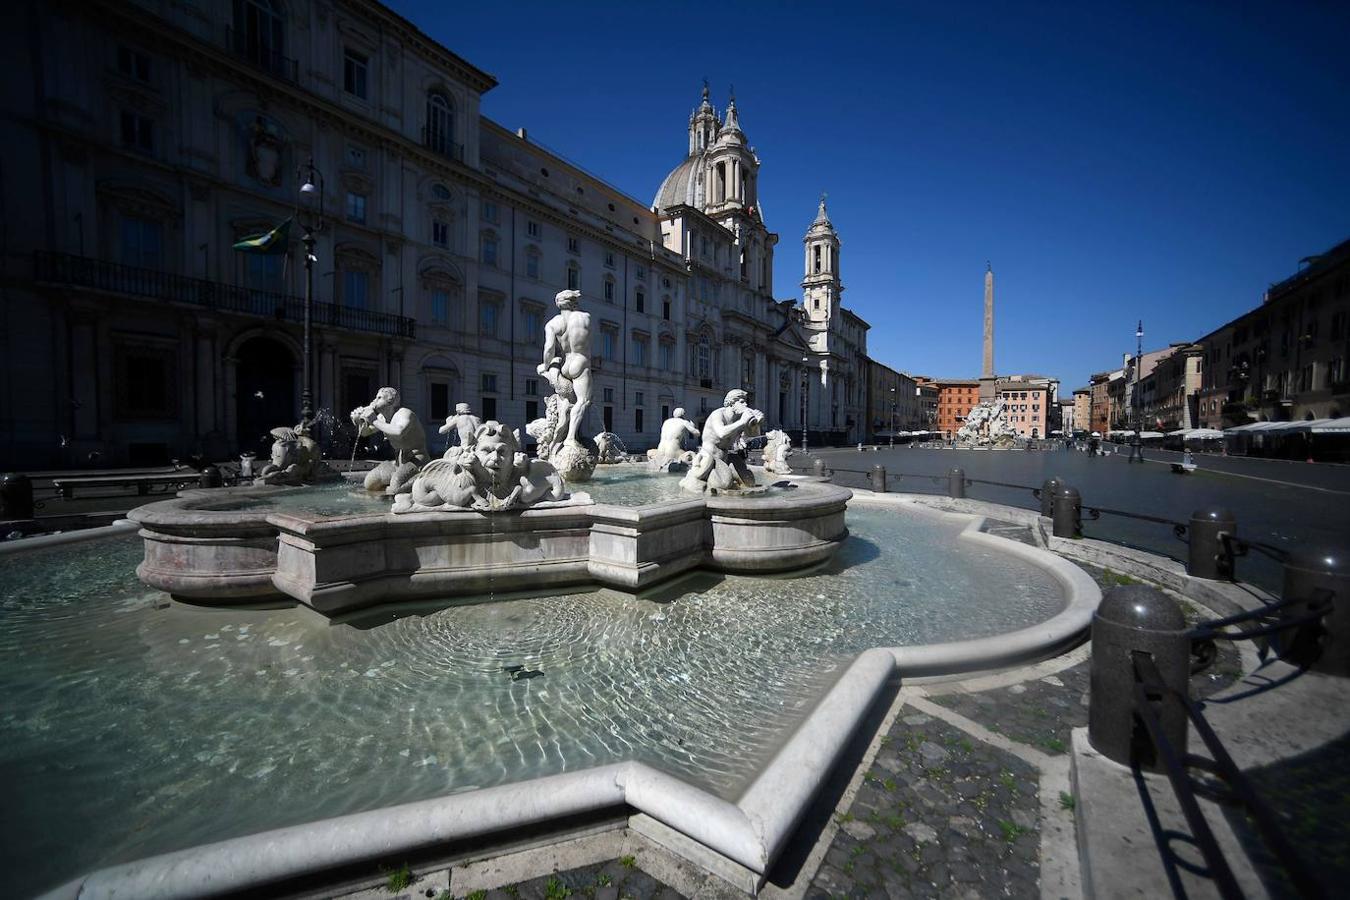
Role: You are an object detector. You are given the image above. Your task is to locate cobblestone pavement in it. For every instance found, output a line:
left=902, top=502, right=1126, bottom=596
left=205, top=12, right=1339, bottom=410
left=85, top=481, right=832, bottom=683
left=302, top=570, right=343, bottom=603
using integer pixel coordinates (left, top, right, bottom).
left=476, top=860, right=687, bottom=900
left=805, top=712, right=1041, bottom=899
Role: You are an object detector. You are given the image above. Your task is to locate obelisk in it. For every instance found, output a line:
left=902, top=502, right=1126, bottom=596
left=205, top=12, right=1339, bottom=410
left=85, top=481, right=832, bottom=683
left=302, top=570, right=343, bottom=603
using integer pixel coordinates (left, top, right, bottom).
left=979, top=263, right=996, bottom=401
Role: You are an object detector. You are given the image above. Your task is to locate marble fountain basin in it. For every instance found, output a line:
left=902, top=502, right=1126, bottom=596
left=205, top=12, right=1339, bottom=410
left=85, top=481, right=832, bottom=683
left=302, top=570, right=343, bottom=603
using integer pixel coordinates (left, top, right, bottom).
left=127, top=479, right=851, bottom=616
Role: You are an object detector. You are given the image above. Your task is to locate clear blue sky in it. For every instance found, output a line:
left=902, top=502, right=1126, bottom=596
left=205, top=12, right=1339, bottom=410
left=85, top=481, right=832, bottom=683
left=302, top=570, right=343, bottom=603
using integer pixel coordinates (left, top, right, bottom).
left=390, top=0, right=1350, bottom=391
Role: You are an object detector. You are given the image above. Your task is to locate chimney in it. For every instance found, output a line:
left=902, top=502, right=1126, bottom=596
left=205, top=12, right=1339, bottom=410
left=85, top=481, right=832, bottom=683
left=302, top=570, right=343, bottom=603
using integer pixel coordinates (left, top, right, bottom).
left=516, top=127, right=528, bottom=141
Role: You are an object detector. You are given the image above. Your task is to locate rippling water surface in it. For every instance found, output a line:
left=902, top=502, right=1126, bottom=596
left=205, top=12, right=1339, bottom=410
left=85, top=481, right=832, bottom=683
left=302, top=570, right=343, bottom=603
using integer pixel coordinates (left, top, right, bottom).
left=0, top=503, right=1062, bottom=896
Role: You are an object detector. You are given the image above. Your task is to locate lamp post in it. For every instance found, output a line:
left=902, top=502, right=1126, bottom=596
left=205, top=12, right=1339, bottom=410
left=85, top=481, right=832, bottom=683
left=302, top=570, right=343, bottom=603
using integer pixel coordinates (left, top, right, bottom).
left=801, top=355, right=809, bottom=455
left=889, top=386, right=896, bottom=450
left=297, top=158, right=324, bottom=428
left=1129, top=319, right=1144, bottom=463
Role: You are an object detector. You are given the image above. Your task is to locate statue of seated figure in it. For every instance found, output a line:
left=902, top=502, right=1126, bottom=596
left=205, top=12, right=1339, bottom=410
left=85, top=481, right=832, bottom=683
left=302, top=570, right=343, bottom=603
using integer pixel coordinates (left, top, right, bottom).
left=679, top=389, right=765, bottom=494
left=351, top=387, right=429, bottom=493
left=648, top=407, right=699, bottom=469
left=393, top=420, right=569, bottom=513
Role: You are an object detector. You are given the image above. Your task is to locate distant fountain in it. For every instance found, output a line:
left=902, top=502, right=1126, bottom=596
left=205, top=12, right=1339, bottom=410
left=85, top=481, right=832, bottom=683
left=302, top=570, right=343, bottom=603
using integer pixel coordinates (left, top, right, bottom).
left=594, top=431, right=628, bottom=464
left=956, top=398, right=1017, bottom=447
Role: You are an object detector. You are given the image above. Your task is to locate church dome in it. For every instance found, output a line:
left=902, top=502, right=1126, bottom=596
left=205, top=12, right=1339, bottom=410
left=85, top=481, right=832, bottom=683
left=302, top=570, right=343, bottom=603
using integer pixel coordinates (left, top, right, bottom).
left=653, top=153, right=707, bottom=211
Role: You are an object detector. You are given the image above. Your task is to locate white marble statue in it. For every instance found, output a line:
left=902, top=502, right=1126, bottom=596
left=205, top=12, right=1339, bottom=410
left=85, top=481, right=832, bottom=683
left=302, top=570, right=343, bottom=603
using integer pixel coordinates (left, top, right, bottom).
left=351, top=387, right=429, bottom=493
left=393, top=420, right=569, bottom=513
left=534, top=289, right=597, bottom=481
left=254, top=423, right=321, bottom=486
left=594, top=431, right=622, bottom=464
left=439, top=403, right=482, bottom=456
left=679, top=389, right=765, bottom=494
left=957, top=399, right=1016, bottom=446
left=648, top=407, right=698, bottom=469
left=762, top=429, right=794, bottom=475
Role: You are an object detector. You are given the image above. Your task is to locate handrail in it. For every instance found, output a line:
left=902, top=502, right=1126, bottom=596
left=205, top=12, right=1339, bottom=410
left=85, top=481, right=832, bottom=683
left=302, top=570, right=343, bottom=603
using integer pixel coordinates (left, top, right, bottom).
left=1132, top=652, right=1324, bottom=898
left=33, top=252, right=416, bottom=339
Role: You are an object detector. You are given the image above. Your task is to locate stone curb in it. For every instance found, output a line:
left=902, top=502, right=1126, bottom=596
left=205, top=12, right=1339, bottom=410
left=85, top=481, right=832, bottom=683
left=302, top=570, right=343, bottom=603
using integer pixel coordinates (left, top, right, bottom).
left=0, top=518, right=139, bottom=555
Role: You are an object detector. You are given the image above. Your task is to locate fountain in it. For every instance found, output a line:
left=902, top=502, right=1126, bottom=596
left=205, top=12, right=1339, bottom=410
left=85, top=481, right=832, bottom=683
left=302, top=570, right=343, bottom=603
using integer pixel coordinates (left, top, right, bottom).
left=2, top=291, right=1104, bottom=899
left=647, top=407, right=698, bottom=471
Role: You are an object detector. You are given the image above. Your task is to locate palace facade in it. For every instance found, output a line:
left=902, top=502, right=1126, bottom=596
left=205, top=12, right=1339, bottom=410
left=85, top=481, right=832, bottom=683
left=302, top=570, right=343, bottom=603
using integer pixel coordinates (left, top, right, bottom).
left=1, top=0, right=868, bottom=468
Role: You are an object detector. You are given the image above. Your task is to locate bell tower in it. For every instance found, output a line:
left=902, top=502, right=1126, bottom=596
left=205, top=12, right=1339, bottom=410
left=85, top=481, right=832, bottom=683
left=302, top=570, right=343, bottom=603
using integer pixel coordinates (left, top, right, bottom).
left=802, top=194, right=841, bottom=324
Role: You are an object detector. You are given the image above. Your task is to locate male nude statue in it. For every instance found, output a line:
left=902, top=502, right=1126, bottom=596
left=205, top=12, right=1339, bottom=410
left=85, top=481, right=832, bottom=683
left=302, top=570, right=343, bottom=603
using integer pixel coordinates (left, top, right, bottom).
left=439, top=403, right=482, bottom=452
left=351, top=387, right=429, bottom=492
left=680, top=389, right=764, bottom=492
left=650, top=407, right=699, bottom=465
left=537, top=289, right=592, bottom=453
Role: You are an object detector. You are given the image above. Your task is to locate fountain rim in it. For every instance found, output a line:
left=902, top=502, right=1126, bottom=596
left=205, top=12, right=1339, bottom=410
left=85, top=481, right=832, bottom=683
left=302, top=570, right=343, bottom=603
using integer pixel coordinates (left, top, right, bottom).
left=29, top=493, right=1107, bottom=899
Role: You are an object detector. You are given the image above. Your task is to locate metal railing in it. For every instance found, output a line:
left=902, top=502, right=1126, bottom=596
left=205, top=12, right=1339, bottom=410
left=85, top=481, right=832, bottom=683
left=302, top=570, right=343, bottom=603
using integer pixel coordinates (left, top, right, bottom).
left=34, top=252, right=416, bottom=339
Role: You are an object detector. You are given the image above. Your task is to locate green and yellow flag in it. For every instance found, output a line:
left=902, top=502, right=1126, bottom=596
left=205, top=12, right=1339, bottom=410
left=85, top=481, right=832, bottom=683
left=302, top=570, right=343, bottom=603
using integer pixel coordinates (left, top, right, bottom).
left=232, top=217, right=292, bottom=254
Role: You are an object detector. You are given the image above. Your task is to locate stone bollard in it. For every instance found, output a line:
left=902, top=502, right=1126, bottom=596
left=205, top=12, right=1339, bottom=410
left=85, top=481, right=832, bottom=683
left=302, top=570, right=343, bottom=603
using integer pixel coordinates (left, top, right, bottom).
left=198, top=466, right=224, bottom=489
left=1274, top=550, right=1349, bottom=676
left=1040, top=477, right=1062, bottom=518
left=1051, top=485, right=1081, bottom=538
left=1187, top=508, right=1236, bottom=580
left=870, top=465, right=887, bottom=492
left=948, top=467, right=966, bottom=499
left=1, top=473, right=35, bottom=520
left=811, top=458, right=828, bottom=478
left=1089, top=584, right=1191, bottom=771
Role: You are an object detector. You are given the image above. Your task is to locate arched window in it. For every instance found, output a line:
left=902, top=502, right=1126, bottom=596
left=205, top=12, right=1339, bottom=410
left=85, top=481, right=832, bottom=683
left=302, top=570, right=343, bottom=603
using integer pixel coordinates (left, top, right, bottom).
left=425, top=91, right=455, bottom=158
left=233, top=0, right=285, bottom=73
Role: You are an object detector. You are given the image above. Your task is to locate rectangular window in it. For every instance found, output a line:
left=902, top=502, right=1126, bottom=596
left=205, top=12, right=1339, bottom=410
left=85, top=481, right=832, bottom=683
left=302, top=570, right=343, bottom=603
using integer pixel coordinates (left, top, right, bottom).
left=525, top=399, right=539, bottom=423
left=567, top=236, right=579, bottom=253
left=605, top=251, right=615, bottom=268
left=526, top=254, right=540, bottom=279
left=482, top=236, right=498, bottom=267
left=635, top=291, right=645, bottom=313
left=603, top=387, right=614, bottom=403
left=635, top=391, right=645, bottom=406
left=482, top=201, right=498, bottom=223
left=661, top=404, right=670, bottom=422
left=524, top=378, right=539, bottom=396
left=480, top=301, right=499, bottom=336
left=117, top=46, right=150, bottom=82
left=432, top=220, right=448, bottom=247
left=567, top=266, right=579, bottom=291
left=343, top=48, right=368, bottom=98
left=603, top=406, right=614, bottom=432
left=635, top=408, right=644, bottom=433
left=601, top=331, right=616, bottom=359
left=636, top=265, right=647, bottom=281
left=481, top=373, right=498, bottom=393
left=663, top=299, right=671, bottom=321
left=632, top=337, right=647, bottom=366
left=116, top=346, right=176, bottom=418
left=527, top=220, right=541, bottom=238
left=523, top=307, right=542, bottom=343
left=245, top=253, right=284, bottom=292
left=430, top=289, right=449, bottom=325
left=346, top=192, right=366, bottom=224
left=343, top=270, right=369, bottom=309
left=119, top=215, right=162, bottom=268
left=604, top=280, right=614, bottom=302
left=119, top=110, right=154, bottom=153
left=659, top=342, right=674, bottom=370
left=430, top=383, right=450, bottom=422
left=482, top=396, right=497, bottom=420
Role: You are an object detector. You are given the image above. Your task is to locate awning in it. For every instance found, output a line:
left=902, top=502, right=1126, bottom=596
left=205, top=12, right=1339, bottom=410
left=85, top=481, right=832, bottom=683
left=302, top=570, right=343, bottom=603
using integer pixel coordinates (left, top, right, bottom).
left=1308, top=417, right=1350, bottom=434
left=1225, top=421, right=1286, bottom=433
left=1140, top=431, right=1165, bottom=439
left=1185, top=428, right=1226, bottom=440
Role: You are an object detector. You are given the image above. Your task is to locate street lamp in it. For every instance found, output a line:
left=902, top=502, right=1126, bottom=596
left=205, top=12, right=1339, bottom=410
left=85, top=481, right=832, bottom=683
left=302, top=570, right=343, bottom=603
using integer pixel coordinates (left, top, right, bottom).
left=889, top=386, right=896, bottom=450
left=1129, top=319, right=1144, bottom=463
left=297, top=158, right=324, bottom=428
left=801, top=355, right=809, bottom=455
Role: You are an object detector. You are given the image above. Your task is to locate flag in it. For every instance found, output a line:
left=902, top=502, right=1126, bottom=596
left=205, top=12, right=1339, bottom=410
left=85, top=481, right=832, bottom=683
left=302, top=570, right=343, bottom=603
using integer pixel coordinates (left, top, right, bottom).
left=232, top=217, right=291, bottom=254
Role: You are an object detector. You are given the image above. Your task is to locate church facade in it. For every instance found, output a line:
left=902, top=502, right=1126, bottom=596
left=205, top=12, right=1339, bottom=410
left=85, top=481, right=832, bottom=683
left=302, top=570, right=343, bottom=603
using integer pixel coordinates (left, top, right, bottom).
left=0, top=0, right=867, bottom=468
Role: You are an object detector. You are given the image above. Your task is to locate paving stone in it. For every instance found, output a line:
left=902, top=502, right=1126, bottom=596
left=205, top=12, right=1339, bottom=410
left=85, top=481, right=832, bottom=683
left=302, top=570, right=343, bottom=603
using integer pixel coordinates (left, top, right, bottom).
left=841, top=819, right=877, bottom=841
left=901, top=713, right=932, bottom=725
left=917, top=741, right=949, bottom=762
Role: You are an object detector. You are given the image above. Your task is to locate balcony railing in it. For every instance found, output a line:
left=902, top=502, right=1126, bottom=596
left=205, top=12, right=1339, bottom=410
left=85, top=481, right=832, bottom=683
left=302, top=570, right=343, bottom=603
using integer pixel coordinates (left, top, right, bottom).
left=34, top=252, right=416, bottom=340
left=422, top=128, right=465, bottom=163
left=226, top=27, right=298, bottom=82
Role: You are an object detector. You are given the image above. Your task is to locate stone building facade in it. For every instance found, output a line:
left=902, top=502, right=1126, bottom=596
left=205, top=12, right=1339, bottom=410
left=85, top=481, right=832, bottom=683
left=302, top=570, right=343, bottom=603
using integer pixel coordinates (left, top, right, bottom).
left=865, top=361, right=918, bottom=440
left=0, top=0, right=869, bottom=468
left=917, top=378, right=981, bottom=439
left=1195, top=237, right=1350, bottom=428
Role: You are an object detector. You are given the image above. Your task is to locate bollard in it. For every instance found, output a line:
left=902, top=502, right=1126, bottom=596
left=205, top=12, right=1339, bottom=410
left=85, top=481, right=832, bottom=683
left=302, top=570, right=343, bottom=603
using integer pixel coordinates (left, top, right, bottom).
left=1274, top=550, right=1349, bottom=676
left=1039, top=477, right=1062, bottom=518
left=870, top=465, right=887, bottom=492
left=1, top=473, right=35, bottom=520
left=1051, top=485, right=1081, bottom=538
left=948, top=467, right=966, bottom=499
left=198, top=466, right=224, bottom=489
left=1186, top=508, right=1236, bottom=580
left=1089, top=585, right=1191, bottom=771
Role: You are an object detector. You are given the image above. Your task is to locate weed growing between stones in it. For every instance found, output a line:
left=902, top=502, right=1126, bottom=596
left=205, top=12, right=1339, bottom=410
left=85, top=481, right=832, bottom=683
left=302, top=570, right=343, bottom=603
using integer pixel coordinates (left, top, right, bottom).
left=385, top=863, right=413, bottom=893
